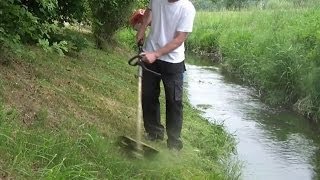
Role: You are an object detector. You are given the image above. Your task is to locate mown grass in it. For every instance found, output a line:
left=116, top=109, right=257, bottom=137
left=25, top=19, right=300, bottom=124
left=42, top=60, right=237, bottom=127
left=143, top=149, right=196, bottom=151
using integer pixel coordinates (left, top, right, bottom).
left=187, top=7, right=320, bottom=122
left=0, top=31, right=239, bottom=179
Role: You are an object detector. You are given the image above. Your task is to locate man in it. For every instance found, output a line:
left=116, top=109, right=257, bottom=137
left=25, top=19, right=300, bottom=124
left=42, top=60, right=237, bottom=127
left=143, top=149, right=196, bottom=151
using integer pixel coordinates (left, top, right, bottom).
left=136, top=0, right=196, bottom=151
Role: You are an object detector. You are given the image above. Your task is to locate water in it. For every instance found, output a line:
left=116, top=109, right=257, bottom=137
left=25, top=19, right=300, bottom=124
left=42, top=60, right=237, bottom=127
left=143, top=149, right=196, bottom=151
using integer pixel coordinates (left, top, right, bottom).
left=184, top=64, right=320, bottom=180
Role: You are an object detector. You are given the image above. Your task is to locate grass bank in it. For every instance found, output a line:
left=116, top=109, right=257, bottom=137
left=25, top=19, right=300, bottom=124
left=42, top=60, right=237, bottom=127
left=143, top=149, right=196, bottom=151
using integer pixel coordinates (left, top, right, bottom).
left=0, top=32, right=238, bottom=179
left=187, top=8, right=320, bottom=122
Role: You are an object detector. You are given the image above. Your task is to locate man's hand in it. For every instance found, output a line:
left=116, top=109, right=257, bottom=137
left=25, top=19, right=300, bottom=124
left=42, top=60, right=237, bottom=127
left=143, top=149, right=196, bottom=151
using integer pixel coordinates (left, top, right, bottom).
left=141, top=52, right=159, bottom=64
left=135, top=8, right=151, bottom=44
left=136, top=30, right=145, bottom=44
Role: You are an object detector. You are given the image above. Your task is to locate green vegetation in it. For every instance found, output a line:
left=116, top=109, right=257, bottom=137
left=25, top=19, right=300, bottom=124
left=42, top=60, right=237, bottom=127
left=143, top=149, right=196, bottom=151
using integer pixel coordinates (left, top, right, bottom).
left=0, top=30, right=238, bottom=179
left=1, top=0, right=88, bottom=53
left=1, top=0, right=240, bottom=178
left=0, top=0, right=148, bottom=54
left=187, top=6, right=320, bottom=121
left=192, top=0, right=320, bottom=11
left=89, top=0, right=134, bottom=48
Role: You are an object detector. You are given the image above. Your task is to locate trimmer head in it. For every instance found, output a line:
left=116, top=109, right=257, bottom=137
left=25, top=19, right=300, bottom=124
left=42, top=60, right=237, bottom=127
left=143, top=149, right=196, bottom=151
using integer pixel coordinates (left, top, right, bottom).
left=119, top=136, right=159, bottom=158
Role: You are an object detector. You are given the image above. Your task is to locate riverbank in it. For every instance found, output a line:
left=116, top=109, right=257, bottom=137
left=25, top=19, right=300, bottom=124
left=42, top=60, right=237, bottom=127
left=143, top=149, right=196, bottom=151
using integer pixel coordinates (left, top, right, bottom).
left=187, top=8, right=320, bottom=122
left=185, top=62, right=320, bottom=179
left=0, top=31, right=238, bottom=179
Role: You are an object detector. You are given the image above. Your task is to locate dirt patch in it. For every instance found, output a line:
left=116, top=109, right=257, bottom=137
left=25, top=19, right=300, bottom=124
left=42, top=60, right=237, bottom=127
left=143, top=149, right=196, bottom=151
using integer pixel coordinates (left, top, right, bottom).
left=1, top=61, right=65, bottom=125
left=0, top=168, right=11, bottom=180
left=0, top=60, right=42, bottom=125
left=0, top=59, right=103, bottom=128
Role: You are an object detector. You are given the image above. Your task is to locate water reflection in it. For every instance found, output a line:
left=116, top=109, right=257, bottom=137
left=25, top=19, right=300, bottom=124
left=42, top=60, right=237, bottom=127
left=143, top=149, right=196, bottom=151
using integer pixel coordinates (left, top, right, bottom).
left=185, top=64, right=320, bottom=180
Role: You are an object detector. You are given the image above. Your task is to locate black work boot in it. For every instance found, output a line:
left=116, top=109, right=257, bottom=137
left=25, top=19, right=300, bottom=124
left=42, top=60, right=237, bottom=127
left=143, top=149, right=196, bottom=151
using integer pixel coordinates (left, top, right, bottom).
left=167, top=138, right=183, bottom=151
left=144, top=133, right=164, bottom=141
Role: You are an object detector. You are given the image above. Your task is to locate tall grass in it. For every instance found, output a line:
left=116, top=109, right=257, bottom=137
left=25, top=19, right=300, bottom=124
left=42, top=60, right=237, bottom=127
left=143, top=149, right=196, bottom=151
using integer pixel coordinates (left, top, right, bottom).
left=188, top=8, right=320, bottom=121
left=263, top=0, right=320, bottom=10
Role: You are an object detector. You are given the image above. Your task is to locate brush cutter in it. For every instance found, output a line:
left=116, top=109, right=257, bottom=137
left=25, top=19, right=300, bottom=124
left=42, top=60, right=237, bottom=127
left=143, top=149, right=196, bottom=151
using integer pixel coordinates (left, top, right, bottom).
left=119, top=44, right=160, bottom=158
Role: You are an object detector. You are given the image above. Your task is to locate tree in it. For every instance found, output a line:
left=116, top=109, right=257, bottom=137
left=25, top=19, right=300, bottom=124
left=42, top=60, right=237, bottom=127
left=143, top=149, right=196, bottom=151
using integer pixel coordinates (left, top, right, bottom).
left=1, top=0, right=144, bottom=52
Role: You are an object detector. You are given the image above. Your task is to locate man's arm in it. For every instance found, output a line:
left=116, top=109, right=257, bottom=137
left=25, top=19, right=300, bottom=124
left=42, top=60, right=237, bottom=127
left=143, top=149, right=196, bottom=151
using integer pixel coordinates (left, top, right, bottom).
left=136, top=8, right=152, bottom=44
left=142, top=31, right=189, bottom=64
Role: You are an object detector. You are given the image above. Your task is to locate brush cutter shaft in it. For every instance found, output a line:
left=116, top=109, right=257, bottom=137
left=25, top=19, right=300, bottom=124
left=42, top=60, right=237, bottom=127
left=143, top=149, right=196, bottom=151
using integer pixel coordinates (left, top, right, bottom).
left=136, top=66, right=143, bottom=151
left=118, top=45, right=160, bottom=157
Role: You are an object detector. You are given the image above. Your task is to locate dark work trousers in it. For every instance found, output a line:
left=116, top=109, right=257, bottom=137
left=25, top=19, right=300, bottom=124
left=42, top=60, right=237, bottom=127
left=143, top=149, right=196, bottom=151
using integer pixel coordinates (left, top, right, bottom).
left=142, top=60, right=185, bottom=150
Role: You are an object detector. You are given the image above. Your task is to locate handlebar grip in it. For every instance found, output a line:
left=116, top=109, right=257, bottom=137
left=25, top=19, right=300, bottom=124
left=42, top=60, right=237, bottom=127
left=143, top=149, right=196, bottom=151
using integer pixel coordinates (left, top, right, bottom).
left=137, top=41, right=143, bottom=47
left=128, top=54, right=161, bottom=76
left=137, top=42, right=143, bottom=53
left=128, top=55, right=142, bottom=66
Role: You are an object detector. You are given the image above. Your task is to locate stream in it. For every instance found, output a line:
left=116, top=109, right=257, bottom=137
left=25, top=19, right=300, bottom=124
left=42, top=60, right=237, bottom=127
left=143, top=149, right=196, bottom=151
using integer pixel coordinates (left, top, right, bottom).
left=184, top=63, right=320, bottom=180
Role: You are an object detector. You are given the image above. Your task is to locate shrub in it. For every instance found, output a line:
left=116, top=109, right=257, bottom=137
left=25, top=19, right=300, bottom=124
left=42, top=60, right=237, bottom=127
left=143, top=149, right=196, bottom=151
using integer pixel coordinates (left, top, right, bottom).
left=89, top=0, right=135, bottom=49
left=1, top=0, right=90, bottom=57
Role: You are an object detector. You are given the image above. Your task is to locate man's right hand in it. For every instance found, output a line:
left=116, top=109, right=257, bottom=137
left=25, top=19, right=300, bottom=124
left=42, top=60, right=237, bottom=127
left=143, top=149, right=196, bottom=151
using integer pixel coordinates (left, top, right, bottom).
left=135, top=8, right=151, bottom=44
left=136, top=31, right=145, bottom=44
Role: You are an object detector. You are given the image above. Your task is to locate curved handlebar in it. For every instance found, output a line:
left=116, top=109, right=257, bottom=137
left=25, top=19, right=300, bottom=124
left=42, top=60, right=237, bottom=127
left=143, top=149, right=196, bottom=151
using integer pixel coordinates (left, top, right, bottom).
left=128, top=55, right=142, bottom=66
left=128, top=55, right=161, bottom=76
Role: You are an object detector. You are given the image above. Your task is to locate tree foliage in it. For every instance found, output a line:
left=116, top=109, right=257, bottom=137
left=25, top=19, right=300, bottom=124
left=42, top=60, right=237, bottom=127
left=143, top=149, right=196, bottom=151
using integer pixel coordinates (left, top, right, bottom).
left=1, top=0, right=142, bottom=54
left=56, top=0, right=89, bottom=23
left=0, top=0, right=90, bottom=55
left=88, top=0, right=135, bottom=49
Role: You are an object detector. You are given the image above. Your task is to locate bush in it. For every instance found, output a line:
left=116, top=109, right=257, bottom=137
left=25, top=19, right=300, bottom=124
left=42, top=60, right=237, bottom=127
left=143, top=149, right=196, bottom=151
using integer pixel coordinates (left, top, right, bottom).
left=0, top=0, right=39, bottom=46
left=1, top=0, right=143, bottom=55
left=0, top=0, right=90, bottom=57
left=89, top=0, right=135, bottom=49
left=38, top=28, right=89, bottom=56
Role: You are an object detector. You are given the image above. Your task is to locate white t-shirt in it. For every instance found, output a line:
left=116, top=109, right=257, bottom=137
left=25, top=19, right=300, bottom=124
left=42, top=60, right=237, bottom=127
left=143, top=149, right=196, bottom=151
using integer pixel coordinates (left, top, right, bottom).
left=144, top=0, right=196, bottom=63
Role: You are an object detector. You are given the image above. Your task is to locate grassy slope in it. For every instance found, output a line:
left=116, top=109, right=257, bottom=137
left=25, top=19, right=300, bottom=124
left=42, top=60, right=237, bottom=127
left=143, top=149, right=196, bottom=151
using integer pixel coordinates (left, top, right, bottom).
left=0, top=32, right=238, bottom=179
